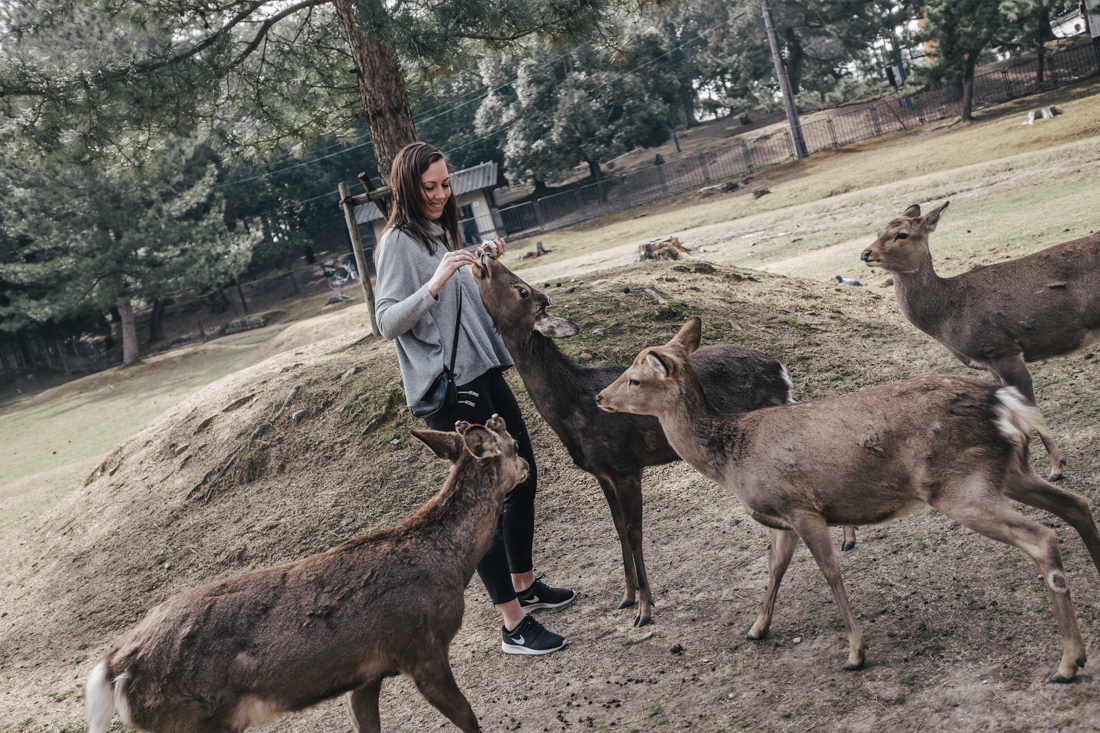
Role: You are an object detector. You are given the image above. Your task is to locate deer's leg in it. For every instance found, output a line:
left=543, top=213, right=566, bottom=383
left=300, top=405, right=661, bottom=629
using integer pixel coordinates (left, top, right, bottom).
left=747, top=528, right=799, bottom=641
left=345, top=680, right=383, bottom=733
left=841, top=526, right=858, bottom=552
left=406, top=657, right=481, bottom=733
left=595, top=476, right=639, bottom=612
left=933, top=483, right=1085, bottom=682
left=790, top=514, right=867, bottom=671
left=1005, top=471, right=1100, bottom=579
left=616, top=472, right=653, bottom=627
left=989, top=354, right=1065, bottom=481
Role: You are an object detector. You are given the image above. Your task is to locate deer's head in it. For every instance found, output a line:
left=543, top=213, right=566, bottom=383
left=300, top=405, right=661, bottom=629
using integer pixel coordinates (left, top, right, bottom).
left=596, top=317, right=702, bottom=416
left=861, top=201, right=949, bottom=273
left=412, top=414, right=529, bottom=491
left=471, top=255, right=579, bottom=339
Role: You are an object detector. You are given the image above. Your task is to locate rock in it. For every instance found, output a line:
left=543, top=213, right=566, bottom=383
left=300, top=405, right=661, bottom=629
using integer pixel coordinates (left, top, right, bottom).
left=637, top=236, right=692, bottom=262
left=224, top=315, right=266, bottom=335
left=752, top=187, right=771, bottom=199
left=327, top=292, right=352, bottom=304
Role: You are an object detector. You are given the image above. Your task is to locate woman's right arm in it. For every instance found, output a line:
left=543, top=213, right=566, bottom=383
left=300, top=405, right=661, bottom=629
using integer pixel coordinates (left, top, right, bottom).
left=374, top=233, right=477, bottom=341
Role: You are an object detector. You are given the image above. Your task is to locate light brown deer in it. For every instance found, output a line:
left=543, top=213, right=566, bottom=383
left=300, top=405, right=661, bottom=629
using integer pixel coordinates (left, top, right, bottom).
left=861, top=201, right=1100, bottom=481
left=597, top=317, right=1100, bottom=682
left=85, top=416, right=529, bottom=733
left=472, top=255, right=857, bottom=627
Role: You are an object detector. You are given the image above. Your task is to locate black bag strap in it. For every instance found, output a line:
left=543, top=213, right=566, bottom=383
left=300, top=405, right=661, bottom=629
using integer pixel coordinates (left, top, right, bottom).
left=447, top=281, right=462, bottom=374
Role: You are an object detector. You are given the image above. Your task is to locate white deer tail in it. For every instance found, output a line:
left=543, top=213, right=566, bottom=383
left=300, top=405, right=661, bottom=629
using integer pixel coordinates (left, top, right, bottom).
left=992, top=386, right=1050, bottom=449
left=85, top=659, right=132, bottom=733
left=85, top=660, right=115, bottom=733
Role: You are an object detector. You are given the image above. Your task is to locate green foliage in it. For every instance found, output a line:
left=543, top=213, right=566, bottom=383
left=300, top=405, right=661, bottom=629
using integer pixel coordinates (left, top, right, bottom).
left=0, top=139, right=257, bottom=342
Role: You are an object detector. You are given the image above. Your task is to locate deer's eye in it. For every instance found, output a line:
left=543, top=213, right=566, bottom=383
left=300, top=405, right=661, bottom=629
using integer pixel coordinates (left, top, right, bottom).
left=518, top=288, right=529, bottom=298
left=629, top=379, right=640, bottom=387
left=513, top=441, right=520, bottom=452
left=895, top=232, right=908, bottom=240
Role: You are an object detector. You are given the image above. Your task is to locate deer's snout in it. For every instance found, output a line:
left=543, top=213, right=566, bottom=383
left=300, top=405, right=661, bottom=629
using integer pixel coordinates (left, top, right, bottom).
left=860, top=250, right=872, bottom=262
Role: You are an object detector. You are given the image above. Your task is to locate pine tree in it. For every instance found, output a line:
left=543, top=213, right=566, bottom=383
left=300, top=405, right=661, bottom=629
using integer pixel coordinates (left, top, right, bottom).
left=917, top=0, right=1007, bottom=121
left=0, top=0, right=639, bottom=175
left=0, top=141, right=257, bottom=365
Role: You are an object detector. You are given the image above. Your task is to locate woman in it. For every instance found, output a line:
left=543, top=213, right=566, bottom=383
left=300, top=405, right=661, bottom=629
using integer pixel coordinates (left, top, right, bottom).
left=374, top=142, right=574, bottom=655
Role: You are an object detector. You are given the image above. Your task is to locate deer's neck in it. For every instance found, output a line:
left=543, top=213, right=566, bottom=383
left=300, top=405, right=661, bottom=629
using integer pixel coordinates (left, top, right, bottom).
left=399, top=466, right=506, bottom=582
left=656, top=379, right=745, bottom=488
left=503, top=330, right=593, bottom=432
left=891, top=254, right=950, bottom=337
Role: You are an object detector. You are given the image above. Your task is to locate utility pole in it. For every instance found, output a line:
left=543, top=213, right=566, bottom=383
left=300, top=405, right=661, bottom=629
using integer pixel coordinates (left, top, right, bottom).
left=761, top=0, right=808, bottom=158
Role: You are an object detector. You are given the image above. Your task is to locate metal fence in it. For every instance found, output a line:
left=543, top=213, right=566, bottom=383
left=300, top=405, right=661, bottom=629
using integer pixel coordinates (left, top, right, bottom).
left=497, top=40, right=1100, bottom=238
left=0, top=258, right=364, bottom=379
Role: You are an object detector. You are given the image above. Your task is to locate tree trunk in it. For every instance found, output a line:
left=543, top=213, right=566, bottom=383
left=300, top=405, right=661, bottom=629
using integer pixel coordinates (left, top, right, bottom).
left=782, top=27, right=804, bottom=95
left=149, top=297, right=167, bottom=343
left=332, top=0, right=418, bottom=177
left=960, top=55, right=977, bottom=121
left=0, top=337, right=11, bottom=376
left=680, top=83, right=698, bottom=128
left=118, top=300, right=140, bottom=365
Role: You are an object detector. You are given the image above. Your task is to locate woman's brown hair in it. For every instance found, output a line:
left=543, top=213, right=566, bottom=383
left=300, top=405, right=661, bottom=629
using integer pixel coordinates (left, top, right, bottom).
left=383, top=142, right=460, bottom=256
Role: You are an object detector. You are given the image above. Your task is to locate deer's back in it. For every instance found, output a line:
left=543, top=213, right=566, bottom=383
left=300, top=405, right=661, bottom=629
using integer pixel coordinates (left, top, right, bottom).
left=105, top=534, right=467, bottom=722
left=551, top=344, right=790, bottom=476
left=937, top=233, right=1100, bottom=360
left=707, top=375, right=1016, bottom=526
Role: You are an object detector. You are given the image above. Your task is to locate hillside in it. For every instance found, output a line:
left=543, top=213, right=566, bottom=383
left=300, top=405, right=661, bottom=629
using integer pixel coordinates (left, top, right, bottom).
left=2, top=255, right=1098, bottom=731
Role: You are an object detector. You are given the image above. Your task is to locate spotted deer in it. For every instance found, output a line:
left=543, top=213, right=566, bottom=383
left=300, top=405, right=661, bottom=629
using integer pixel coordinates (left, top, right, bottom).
left=85, top=417, right=528, bottom=733
left=471, top=255, right=857, bottom=627
left=861, top=201, right=1100, bottom=480
left=597, top=317, right=1100, bottom=682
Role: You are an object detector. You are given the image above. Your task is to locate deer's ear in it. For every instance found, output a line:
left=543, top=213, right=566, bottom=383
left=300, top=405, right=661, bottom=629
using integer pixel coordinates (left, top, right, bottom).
left=670, top=316, right=702, bottom=355
left=534, top=313, right=580, bottom=338
left=903, top=204, right=921, bottom=218
left=922, top=200, right=949, bottom=232
left=412, top=429, right=464, bottom=461
left=645, top=350, right=677, bottom=380
left=462, top=425, right=502, bottom=460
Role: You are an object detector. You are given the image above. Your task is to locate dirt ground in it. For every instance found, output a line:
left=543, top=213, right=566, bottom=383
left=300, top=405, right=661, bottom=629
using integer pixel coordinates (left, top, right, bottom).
left=2, top=253, right=1098, bottom=732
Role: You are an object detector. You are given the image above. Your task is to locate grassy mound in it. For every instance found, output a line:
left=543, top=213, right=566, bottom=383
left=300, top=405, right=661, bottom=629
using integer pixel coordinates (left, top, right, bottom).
left=3, top=257, right=1098, bottom=731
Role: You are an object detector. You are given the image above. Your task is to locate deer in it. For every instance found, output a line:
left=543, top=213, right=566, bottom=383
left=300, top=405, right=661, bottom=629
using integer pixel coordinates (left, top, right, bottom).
left=861, top=201, right=1100, bottom=481
left=85, top=416, right=529, bottom=733
left=470, top=254, right=857, bottom=627
left=596, top=317, right=1100, bottom=682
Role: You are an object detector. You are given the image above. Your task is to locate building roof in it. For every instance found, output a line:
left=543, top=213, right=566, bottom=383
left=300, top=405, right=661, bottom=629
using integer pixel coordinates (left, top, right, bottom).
left=355, top=161, right=498, bottom=225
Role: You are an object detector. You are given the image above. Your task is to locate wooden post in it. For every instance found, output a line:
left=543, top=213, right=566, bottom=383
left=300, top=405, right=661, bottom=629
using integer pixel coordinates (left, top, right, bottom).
left=339, top=181, right=379, bottom=337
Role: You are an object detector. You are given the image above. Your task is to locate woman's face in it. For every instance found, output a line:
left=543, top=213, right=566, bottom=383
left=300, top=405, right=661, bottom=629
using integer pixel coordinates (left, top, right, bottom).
left=420, top=158, right=451, bottom=221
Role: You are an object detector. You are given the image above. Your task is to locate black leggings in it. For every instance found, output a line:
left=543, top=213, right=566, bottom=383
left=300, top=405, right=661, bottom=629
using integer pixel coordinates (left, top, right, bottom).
left=424, top=368, right=537, bottom=605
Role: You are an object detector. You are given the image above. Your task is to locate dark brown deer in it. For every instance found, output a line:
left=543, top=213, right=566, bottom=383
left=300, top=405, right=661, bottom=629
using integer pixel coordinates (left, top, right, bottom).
left=85, top=416, right=529, bottom=733
left=597, top=317, right=1100, bottom=682
left=471, top=255, right=857, bottom=627
left=861, top=201, right=1100, bottom=481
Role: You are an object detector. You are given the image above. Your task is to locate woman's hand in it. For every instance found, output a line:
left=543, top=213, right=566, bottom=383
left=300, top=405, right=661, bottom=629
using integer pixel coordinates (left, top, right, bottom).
left=478, top=238, right=507, bottom=258
left=427, top=248, right=479, bottom=298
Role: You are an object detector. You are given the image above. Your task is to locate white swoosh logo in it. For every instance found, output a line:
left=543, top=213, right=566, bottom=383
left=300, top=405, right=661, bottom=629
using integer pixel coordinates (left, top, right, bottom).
left=514, top=635, right=525, bottom=644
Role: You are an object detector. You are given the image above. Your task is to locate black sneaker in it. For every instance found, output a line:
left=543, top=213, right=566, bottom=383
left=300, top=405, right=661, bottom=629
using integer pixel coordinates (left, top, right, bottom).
left=501, top=615, right=566, bottom=656
left=516, top=577, right=576, bottom=613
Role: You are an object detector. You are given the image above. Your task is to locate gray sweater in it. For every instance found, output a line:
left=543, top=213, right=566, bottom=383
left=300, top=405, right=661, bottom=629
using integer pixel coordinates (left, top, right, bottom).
left=375, top=224, right=513, bottom=406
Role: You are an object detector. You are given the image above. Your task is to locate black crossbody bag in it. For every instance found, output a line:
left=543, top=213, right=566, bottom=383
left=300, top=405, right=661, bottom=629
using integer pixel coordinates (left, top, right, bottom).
left=410, top=287, right=462, bottom=420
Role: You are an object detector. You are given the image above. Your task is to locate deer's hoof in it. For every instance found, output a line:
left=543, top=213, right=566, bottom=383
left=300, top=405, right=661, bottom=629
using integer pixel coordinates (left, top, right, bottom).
left=842, top=647, right=867, bottom=671
left=1049, top=670, right=1077, bottom=683
left=841, top=540, right=856, bottom=552
left=746, top=629, right=767, bottom=641
left=633, top=614, right=652, bottom=628
left=618, top=599, right=637, bottom=610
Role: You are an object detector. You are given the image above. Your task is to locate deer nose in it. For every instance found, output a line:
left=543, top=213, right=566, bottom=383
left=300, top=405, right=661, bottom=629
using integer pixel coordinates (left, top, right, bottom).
left=860, top=250, right=872, bottom=262
left=594, top=394, right=603, bottom=405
